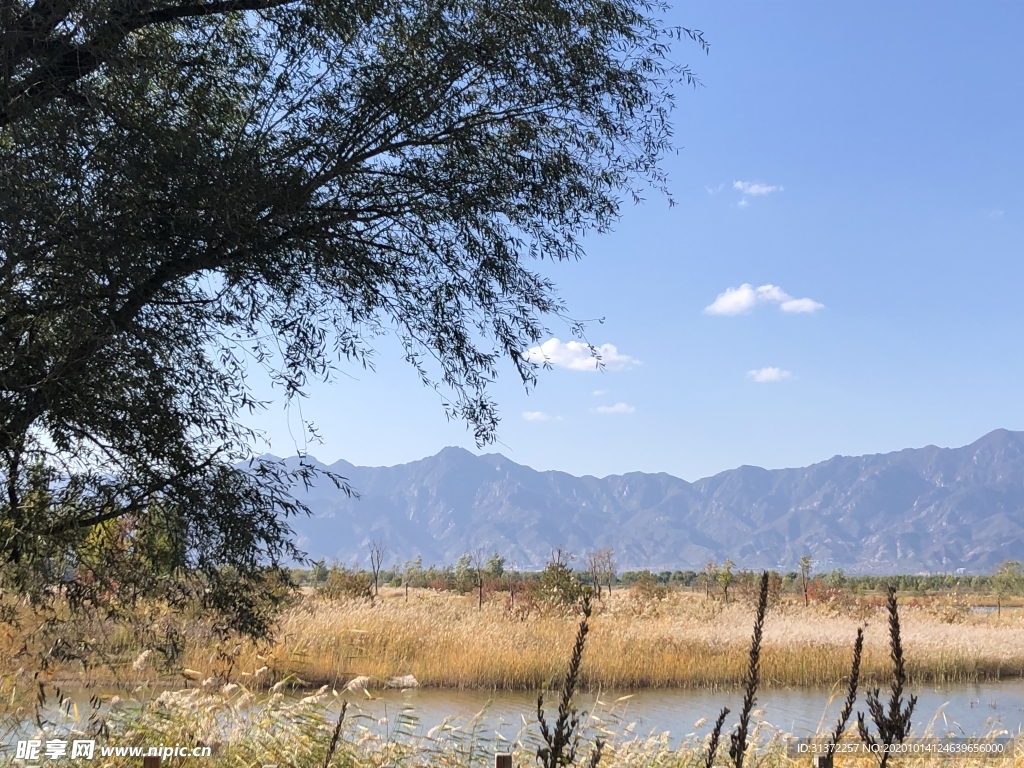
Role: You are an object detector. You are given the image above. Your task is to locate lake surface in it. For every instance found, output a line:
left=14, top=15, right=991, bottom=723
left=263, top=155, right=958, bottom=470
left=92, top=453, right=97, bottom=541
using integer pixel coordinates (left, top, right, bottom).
left=16, top=681, right=1024, bottom=750
left=329, top=682, right=1024, bottom=747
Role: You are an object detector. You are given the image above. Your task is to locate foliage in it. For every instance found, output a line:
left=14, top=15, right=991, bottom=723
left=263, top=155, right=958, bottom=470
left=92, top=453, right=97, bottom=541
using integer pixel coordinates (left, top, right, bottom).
left=485, top=551, right=506, bottom=579
left=453, top=554, right=476, bottom=594
left=0, top=0, right=704, bottom=645
left=627, top=570, right=667, bottom=602
left=992, top=561, right=1023, bottom=614
left=539, top=562, right=583, bottom=609
left=318, top=565, right=374, bottom=602
left=718, top=559, right=736, bottom=603
left=737, top=570, right=782, bottom=609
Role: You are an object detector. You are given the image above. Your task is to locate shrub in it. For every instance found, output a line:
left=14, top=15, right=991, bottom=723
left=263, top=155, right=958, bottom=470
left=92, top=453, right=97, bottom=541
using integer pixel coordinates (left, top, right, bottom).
left=539, top=562, right=583, bottom=608
left=318, top=566, right=373, bottom=602
left=629, top=570, right=668, bottom=602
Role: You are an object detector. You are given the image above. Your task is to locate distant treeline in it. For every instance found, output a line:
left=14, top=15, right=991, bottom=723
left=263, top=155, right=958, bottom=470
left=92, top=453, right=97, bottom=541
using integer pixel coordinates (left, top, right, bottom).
left=292, top=546, right=1023, bottom=597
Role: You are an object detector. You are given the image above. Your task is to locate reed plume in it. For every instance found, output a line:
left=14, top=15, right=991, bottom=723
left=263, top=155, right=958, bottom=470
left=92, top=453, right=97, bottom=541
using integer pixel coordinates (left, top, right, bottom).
left=857, top=586, right=918, bottom=768
left=538, top=590, right=603, bottom=767
left=728, top=570, right=768, bottom=768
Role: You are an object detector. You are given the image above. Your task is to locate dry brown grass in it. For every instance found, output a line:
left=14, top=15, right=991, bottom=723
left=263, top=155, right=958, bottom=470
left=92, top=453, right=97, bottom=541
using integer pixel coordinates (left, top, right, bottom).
left=187, top=588, right=1024, bottom=691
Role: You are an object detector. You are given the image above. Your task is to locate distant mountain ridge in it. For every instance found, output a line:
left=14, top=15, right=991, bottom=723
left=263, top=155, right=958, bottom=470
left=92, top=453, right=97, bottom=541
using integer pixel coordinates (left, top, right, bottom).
left=279, top=429, right=1024, bottom=574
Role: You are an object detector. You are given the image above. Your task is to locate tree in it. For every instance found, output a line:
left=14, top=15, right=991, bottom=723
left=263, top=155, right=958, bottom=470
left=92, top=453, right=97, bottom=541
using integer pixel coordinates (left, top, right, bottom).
left=485, top=551, right=506, bottom=580
left=585, top=547, right=614, bottom=599
left=0, top=0, right=705, bottom=640
left=799, top=555, right=814, bottom=607
left=718, top=559, right=735, bottom=604
left=402, top=556, right=423, bottom=602
left=309, top=559, right=329, bottom=585
left=471, top=547, right=488, bottom=610
left=454, top=553, right=474, bottom=594
left=992, top=561, right=1023, bottom=617
left=550, top=546, right=576, bottom=569
left=368, top=539, right=386, bottom=598
left=703, top=560, right=720, bottom=599
left=541, top=549, right=582, bottom=607
left=603, top=549, right=617, bottom=598
left=585, top=549, right=603, bottom=598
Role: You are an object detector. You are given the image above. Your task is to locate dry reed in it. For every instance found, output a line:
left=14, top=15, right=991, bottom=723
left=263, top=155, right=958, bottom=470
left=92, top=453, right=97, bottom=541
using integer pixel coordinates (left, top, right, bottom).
left=200, top=588, right=1024, bottom=692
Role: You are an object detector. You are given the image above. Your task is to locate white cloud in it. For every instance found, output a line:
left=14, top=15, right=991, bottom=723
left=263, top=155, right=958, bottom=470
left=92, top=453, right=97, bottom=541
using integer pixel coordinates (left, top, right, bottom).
left=734, top=180, right=783, bottom=196
left=704, top=284, right=759, bottom=315
left=755, top=284, right=789, bottom=303
left=780, top=297, right=825, bottom=313
left=595, top=402, right=635, bottom=414
left=524, top=338, right=639, bottom=371
left=704, top=283, right=824, bottom=316
left=737, top=198, right=749, bottom=208
left=592, top=389, right=610, bottom=396
left=522, top=411, right=551, bottom=421
left=747, top=367, right=791, bottom=383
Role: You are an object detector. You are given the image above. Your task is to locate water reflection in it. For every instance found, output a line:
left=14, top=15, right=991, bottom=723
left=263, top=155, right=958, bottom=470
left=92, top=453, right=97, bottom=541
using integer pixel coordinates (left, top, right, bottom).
left=329, top=682, right=1024, bottom=748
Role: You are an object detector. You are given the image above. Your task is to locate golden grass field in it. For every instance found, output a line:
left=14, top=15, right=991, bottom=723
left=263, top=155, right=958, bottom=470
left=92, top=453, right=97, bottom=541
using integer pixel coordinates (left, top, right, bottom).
left=6, top=587, right=1024, bottom=767
left=181, top=587, right=1024, bottom=692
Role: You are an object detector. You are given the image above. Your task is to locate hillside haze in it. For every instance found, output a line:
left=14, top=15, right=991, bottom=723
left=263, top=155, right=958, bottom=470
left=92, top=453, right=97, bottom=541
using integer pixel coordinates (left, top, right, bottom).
left=281, top=429, right=1024, bottom=574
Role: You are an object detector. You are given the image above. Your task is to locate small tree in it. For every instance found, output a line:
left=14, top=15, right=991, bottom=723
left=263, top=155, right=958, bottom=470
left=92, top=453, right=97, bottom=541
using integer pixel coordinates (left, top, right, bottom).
left=718, top=559, right=736, bottom=604
left=585, top=547, right=615, bottom=600
left=585, top=549, right=604, bottom=597
left=541, top=552, right=583, bottom=609
left=799, top=555, right=814, bottom=607
left=507, top=561, right=520, bottom=611
left=703, top=560, right=720, bottom=599
left=485, top=551, right=506, bottom=579
left=403, top=556, right=423, bottom=602
left=454, top=553, right=475, bottom=594
left=550, top=545, right=576, bottom=568
left=471, top=548, right=489, bottom=610
left=310, top=559, right=329, bottom=585
left=368, top=540, right=386, bottom=598
left=992, top=560, right=1023, bottom=617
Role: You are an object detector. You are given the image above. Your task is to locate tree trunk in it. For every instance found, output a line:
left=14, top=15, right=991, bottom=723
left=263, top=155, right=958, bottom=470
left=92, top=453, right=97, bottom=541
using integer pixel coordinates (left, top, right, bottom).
left=478, top=579, right=483, bottom=610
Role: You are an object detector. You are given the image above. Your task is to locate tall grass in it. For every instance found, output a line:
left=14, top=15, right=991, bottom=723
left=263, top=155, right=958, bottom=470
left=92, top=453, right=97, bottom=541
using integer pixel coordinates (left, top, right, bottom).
left=210, top=588, right=1024, bottom=691
left=6, top=587, right=1024, bottom=691
left=7, top=584, right=1019, bottom=768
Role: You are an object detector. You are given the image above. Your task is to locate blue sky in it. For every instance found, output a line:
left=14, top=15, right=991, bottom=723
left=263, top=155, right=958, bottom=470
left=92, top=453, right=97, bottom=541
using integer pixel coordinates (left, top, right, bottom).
left=249, top=1, right=1024, bottom=481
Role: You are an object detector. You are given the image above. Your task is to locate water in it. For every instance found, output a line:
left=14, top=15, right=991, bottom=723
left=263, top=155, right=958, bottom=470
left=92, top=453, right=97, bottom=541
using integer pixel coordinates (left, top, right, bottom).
left=16, top=681, right=1024, bottom=750
left=329, top=682, right=1024, bottom=747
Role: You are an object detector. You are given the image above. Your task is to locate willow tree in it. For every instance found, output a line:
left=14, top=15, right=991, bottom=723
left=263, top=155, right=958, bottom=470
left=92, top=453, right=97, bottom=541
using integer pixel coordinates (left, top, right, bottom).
left=0, top=0, right=705, bottom=641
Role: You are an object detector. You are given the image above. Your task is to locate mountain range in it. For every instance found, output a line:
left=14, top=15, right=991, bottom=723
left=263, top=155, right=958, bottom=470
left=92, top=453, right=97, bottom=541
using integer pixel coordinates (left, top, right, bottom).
left=278, top=428, right=1024, bottom=574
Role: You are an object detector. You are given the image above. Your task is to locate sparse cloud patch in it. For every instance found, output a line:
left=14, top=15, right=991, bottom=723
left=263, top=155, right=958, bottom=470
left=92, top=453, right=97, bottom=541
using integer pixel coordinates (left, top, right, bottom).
left=592, top=389, right=609, bottom=396
left=704, top=283, right=823, bottom=316
left=595, top=402, right=635, bottom=414
left=522, top=411, right=551, bottom=421
left=747, top=367, right=791, bottom=383
left=524, top=338, right=639, bottom=371
left=734, top=180, right=783, bottom=196
left=780, top=297, right=825, bottom=313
